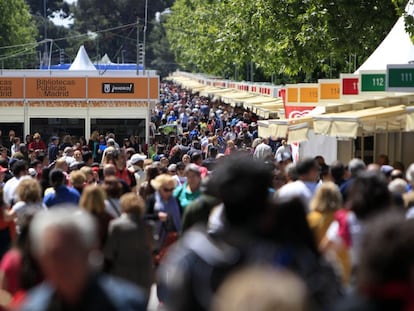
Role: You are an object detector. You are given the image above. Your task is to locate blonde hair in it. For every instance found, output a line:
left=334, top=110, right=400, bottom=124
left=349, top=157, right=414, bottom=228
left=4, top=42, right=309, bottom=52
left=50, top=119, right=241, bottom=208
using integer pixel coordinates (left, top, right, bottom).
left=80, top=185, right=106, bottom=214
left=16, top=178, right=42, bottom=203
left=213, top=266, right=307, bottom=311
left=70, top=170, right=86, bottom=188
left=150, top=174, right=176, bottom=191
left=90, top=130, right=99, bottom=140
left=309, top=181, right=342, bottom=213
left=55, top=158, right=67, bottom=170
left=120, top=192, right=145, bottom=216
left=80, top=166, right=93, bottom=177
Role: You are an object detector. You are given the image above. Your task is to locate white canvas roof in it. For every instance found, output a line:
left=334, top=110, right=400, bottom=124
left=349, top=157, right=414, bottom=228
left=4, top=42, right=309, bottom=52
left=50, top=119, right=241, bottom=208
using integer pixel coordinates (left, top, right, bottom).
left=101, top=54, right=113, bottom=64
left=355, top=2, right=414, bottom=73
left=69, top=45, right=97, bottom=71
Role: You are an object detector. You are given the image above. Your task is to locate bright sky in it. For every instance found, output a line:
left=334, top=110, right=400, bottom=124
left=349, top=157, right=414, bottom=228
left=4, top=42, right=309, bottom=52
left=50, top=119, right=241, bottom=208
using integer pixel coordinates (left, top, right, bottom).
left=50, top=0, right=76, bottom=27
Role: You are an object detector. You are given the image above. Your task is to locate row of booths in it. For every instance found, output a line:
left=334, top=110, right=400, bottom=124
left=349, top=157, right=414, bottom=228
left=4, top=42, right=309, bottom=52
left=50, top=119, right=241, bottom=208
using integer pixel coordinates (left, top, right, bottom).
left=169, top=71, right=414, bottom=166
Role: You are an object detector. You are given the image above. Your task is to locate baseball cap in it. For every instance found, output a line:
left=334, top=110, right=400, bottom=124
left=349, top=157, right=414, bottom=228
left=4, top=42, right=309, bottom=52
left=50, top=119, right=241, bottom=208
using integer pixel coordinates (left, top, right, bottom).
left=130, top=153, right=147, bottom=165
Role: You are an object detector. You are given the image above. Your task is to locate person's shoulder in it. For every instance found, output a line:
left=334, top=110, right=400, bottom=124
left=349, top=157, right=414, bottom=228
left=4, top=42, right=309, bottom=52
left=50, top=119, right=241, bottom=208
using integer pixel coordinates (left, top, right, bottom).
left=68, top=186, right=80, bottom=197
left=98, top=275, right=147, bottom=311
left=173, top=184, right=184, bottom=196
left=11, top=201, right=26, bottom=212
left=19, top=283, right=54, bottom=311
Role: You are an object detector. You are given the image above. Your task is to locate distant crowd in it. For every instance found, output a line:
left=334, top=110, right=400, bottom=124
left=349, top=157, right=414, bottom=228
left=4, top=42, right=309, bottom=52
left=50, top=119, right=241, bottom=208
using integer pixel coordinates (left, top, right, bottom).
left=0, top=82, right=412, bottom=311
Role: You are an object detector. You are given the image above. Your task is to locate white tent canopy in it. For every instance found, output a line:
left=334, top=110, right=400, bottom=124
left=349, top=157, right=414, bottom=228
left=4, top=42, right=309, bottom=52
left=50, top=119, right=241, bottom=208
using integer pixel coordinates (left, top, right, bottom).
left=69, top=45, right=97, bottom=71
left=355, top=2, right=414, bottom=73
left=100, top=54, right=113, bottom=64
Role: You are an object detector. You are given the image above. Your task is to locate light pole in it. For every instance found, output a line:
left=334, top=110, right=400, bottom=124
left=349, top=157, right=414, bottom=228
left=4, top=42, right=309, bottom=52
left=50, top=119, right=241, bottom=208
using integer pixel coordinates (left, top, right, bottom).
left=143, top=0, right=148, bottom=70
left=43, top=0, right=48, bottom=67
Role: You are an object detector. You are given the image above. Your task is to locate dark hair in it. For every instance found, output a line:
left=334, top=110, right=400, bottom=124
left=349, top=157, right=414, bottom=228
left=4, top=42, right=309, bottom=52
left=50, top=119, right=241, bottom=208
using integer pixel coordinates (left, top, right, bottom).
left=82, top=151, right=93, bottom=163
left=270, top=197, right=319, bottom=257
left=12, top=160, right=27, bottom=176
left=103, top=176, right=123, bottom=198
left=0, top=158, right=8, bottom=169
left=49, top=169, right=65, bottom=188
left=176, top=162, right=186, bottom=170
left=30, top=159, right=41, bottom=168
left=348, top=171, right=392, bottom=220
left=191, top=152, right=203, bottom=163
left=210, top=154, right=272, bottom=227
left=40, top=167, right=51, bottom=191
left=209, top=146, right=218, bottom=158
left=330, top=161, right=345, bottom=183
left=358, top=211, right=413, bottom=288
left=295, top=158, right=319, bottom=176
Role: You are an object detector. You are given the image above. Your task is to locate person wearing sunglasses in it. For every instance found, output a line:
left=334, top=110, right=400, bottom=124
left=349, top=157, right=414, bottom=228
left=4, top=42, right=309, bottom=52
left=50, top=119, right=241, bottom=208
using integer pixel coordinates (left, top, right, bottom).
left=145, top=173, right=181, bottom=303
left=145, top=174, right=181, bottom=265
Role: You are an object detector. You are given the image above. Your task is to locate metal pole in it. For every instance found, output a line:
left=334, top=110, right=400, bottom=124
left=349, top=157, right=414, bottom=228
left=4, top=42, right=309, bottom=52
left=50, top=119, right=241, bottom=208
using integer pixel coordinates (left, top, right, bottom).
left=143, top=0, right=148, bottom=71
left=48, top=39, right=53, bottom=70
left=43, top=0, right=48, bottom=67
left=43, top=0, right=47, bottom=40
left=136, top=17, right=140, bottom=75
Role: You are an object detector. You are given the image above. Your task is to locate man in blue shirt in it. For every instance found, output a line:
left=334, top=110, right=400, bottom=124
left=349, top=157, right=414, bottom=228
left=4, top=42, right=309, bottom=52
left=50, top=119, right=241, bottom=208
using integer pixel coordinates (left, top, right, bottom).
left=43, top=169, right=80, bottom=207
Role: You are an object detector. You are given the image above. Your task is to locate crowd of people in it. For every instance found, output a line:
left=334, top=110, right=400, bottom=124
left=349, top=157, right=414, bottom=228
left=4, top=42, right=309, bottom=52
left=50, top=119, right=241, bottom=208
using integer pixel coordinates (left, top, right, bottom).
left=0, top=82, right=412, bottom=311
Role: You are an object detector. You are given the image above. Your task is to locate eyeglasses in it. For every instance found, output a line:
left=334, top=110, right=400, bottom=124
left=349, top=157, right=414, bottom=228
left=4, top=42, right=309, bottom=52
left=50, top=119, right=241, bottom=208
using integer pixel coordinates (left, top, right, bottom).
left=162, top=187, right=175, bottom=192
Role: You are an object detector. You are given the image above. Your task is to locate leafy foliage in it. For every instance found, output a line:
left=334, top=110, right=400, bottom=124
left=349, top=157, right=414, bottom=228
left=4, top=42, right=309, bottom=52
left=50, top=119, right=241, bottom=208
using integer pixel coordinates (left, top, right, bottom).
left=72, top=0, right=175, bottom=65
left=167, top=0, right=407, bottom=82
left=0, top=0, right=38, bottom=68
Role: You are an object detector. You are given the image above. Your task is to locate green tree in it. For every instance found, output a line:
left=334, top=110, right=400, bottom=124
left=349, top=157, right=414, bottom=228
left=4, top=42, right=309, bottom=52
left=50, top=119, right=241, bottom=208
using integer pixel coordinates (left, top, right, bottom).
left=147, top=13, right=178, bottom=78
left=72, top=0, right=174, bottom=65
left=0, top=0, right=38, bottom=68
left=167, top=0, right=407, bottom=82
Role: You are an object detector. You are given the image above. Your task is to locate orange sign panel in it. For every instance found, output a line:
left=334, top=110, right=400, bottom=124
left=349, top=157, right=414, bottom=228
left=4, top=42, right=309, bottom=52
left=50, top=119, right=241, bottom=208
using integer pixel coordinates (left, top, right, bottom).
left=0, top=78, right=24, bottom=98
left=300, top=87, right=318, bottom=103
left=320, top=83, right=340, bottom=100
left=88, top=77, right=159, bottom=100
left=25, top=78, right=86, bottom=99
left=286, top=87, right=298, bottom=103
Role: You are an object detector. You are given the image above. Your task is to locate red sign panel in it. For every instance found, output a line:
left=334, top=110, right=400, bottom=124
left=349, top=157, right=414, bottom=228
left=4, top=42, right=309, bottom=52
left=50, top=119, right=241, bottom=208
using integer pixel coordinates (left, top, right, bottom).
left=342, top=78, right=359, bottom=95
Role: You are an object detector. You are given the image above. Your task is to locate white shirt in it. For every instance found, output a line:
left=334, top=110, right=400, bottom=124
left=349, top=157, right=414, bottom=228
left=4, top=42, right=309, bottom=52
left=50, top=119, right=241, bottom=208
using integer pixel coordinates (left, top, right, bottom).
left=3, top=176, right=30, bottom=206
left=276, top=180, right=313, bottom=211
left=275, top=144, right=292, bottom=159
left=326, top=211, right=364, bottom=266
left=253, top=143, right=273, bottom=160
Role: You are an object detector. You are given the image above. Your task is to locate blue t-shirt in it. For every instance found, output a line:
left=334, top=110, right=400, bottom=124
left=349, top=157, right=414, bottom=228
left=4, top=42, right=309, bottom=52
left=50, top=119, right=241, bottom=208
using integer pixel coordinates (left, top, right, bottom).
left=43, top=185, right=80, bottom=208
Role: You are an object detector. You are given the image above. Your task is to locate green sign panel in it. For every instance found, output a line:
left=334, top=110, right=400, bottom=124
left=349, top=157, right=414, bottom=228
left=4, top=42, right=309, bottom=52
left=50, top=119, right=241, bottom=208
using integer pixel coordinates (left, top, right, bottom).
left=388, top=67, right=414, bottom=90
left=361, top=74, right=386, bottom=92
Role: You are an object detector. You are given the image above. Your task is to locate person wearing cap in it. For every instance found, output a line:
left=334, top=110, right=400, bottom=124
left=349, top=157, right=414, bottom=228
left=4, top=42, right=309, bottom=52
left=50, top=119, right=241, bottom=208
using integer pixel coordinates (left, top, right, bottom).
left=47, top=136, right=60, bottom=163
left=173, top=164, right=202, bottom=211
left=129, top=154, right=147, bottom=190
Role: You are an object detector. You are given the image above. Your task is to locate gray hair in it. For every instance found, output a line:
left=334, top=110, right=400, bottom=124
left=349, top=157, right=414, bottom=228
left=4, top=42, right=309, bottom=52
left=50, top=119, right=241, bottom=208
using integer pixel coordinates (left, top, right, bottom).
left=388, top=178, right=408, bottom=195
left=406, top=163, right=414, bottom=183
left=348, top=158, right=366, bottom=177
left=30, top=207, right=97, bottom=256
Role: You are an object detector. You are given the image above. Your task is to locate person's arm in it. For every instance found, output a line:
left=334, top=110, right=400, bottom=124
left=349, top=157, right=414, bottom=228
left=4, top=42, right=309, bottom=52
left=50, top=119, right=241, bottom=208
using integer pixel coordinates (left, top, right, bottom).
left=103, top=223, right=117, bottom=272
left=144, top=196, right=158, bottom=221
left=3, top=209, right=15, bottom=222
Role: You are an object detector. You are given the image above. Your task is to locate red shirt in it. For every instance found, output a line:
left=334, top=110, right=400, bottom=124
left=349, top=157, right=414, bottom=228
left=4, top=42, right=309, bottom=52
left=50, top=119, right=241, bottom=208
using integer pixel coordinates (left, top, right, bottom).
left=28, top=140, right=46, bottom=151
